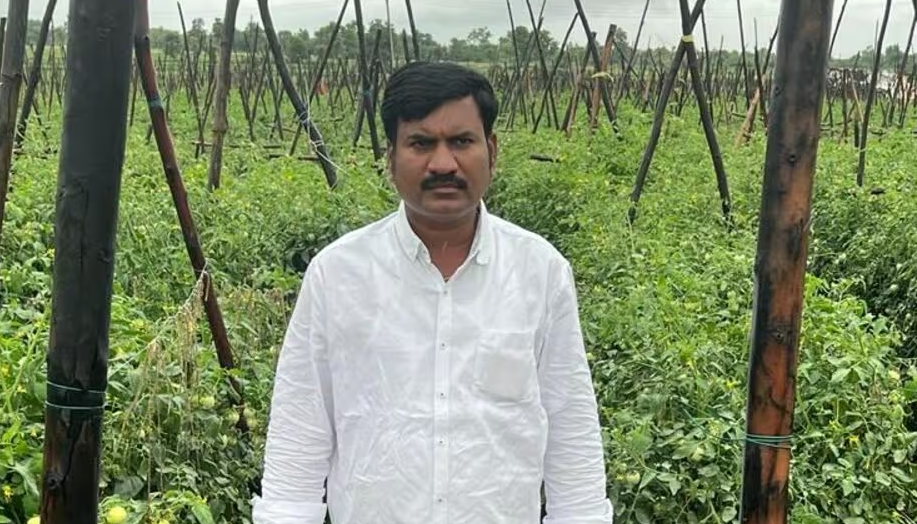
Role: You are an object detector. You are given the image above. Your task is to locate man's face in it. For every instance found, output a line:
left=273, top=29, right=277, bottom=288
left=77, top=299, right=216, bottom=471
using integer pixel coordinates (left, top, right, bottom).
left=388, top=96, right=498, bottom=225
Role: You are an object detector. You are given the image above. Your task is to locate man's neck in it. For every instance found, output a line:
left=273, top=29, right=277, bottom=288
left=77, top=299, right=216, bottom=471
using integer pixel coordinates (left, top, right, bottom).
left=406, top=206, right=480, bottom=257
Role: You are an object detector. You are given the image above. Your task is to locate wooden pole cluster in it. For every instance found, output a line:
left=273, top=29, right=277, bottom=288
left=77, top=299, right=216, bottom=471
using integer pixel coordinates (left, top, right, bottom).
left=740, top=1, right=834, bottom=523
left=627, top=0, right=732, bottom=226
left=39, top=1, right=136, bottom=523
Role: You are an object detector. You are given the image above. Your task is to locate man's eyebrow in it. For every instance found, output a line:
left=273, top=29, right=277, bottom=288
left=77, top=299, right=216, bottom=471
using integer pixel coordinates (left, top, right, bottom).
left=404, top=130, right=477, bottom=141
left=405, top=132, right=434, bottom=140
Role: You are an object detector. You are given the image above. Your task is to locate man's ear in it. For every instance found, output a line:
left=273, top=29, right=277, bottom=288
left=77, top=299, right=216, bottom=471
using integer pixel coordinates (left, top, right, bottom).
left=487, top=133, right=499, bottom=171
left=386, top=142, right=395, bottom=172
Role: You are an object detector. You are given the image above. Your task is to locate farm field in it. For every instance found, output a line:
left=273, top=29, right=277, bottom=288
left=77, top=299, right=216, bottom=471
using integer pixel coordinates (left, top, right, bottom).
left=2, top=92, right=916, bottom=523
left=2, top=2, right=917, bottom=523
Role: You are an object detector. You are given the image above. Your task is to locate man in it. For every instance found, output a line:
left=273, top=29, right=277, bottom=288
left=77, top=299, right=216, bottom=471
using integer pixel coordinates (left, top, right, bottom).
left=252, top=61, right=613, bottom=524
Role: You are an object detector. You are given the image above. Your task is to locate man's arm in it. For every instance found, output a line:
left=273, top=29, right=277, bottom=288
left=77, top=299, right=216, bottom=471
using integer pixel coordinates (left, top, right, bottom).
left=538, top=260, right=614, bottom=524
left=252, top=260, right=334, bottom=524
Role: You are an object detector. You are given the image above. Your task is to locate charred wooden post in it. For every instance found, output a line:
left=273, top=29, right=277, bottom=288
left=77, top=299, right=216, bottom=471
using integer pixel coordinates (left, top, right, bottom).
left=257, top=0, right=337, bottom=188
left=15, top=0, right=57, bottom=150
left=856, top=0, right=893, bottom=187
left=739, top=1, right=834, bottom=523
left=133, top=0, right=250, bottom=434
left=736, top=0, right=751, bottom=109
left=207, top=0, right=240, bottom=191
left=401, top=29, right=411, bottom=63
left=405, top=0, right=420, bottom=60
left=0, top=17, right=6, bottom=68
left=828, top=0, right=849, bottom=59
left=0, top=0, right=28, bottom=250
left=39, top=0, right=135, bottom=523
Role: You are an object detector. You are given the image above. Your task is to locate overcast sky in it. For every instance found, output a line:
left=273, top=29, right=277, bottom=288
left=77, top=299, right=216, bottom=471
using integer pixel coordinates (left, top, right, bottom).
left=4, top=0, right=917, bottom=59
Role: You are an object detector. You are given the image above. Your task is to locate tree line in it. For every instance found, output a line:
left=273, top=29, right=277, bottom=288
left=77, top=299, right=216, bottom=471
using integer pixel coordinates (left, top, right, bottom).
left=19, top=15, right=911, bottom=74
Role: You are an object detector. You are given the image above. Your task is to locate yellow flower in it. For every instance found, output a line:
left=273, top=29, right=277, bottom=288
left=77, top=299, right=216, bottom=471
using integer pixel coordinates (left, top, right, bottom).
left=849, top=435, right=860, bottom=446
left=1, top=364, right=9, bottom=376
left=2, top=484, right=13, bottom=501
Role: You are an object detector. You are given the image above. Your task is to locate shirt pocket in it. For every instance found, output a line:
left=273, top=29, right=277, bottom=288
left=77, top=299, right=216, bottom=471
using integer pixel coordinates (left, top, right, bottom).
left=473, top=329, right=538, bottom=403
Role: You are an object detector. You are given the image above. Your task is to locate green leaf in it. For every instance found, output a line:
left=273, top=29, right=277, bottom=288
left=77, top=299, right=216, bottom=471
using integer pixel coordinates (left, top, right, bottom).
left=114, top=475, right=145, bottom=498
left=667, top=477, right=682, bottom=496
left=842, top=479, right=855, bottom=496
left=875, top=471, right=891, bottom=487
left=634, top=508, right=651, bottom=524
left=721, top=506, right=738, bottom=522
left=192, top=500, right=216, bottom=524
left=831, top=368, right=851, bottom=383
left=11, top=461, right=39, bottom=498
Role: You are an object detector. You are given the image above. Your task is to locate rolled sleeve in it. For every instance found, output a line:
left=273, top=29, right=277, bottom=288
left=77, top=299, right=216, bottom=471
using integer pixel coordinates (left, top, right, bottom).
left=253, top=260, right=335, bottom=524
left=538, top=260, right=614, bottom=524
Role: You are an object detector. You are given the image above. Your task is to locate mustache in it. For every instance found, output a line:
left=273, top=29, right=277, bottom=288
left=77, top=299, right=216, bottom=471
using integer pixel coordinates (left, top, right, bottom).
left=421, top=173, right=468, bottom=191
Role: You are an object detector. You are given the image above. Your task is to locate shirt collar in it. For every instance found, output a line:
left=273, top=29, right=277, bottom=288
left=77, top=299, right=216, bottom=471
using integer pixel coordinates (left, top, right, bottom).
left=394, top=200, right=493, bottom=266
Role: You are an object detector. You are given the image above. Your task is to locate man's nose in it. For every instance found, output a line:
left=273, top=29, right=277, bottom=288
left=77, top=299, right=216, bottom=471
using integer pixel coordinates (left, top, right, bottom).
left=427, top=142, right=459, bottom=174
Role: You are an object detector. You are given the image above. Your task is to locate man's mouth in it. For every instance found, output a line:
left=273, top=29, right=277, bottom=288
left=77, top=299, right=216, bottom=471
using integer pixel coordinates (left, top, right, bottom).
left=422, top=174, right=467, bottom=191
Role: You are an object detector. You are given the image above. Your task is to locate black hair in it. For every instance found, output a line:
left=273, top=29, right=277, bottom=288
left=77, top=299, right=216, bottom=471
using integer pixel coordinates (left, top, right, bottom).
left=380, top=61, right=499, bottom=144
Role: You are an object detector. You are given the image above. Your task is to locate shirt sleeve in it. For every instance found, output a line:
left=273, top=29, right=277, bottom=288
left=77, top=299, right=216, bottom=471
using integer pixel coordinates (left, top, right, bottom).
left=538, top=259, right=614, bottom=524
left=251, top=260, right=334, bottom=524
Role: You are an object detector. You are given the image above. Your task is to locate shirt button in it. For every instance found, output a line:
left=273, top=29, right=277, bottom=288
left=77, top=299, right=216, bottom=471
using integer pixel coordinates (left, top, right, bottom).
left=440, top=342, right=447, bottom=351
left=439, top=392, right=446, bottom=400
left=437, top=496, right=445, bottom=504
left=438, top=438, right=446, bottom=446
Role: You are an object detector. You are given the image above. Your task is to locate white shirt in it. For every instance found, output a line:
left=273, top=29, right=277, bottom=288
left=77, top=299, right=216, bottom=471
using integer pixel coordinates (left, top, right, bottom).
left=252, top=201, right=613, bottom=524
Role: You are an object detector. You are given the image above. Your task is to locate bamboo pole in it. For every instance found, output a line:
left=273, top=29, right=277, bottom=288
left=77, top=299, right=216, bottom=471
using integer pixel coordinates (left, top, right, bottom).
left=739, top=1, right=834, bottom=523
left=39, top=0, right=135, bottom=522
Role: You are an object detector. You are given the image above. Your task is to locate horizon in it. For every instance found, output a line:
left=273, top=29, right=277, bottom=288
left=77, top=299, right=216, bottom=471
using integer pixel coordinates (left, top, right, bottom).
left=3, top=0, right=916, bottom=60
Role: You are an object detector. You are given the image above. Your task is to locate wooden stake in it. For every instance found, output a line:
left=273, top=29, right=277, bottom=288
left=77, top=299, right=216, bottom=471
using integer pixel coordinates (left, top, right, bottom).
left=0, top=0, right=28, bottom=252
left=208, top=0, right=241, bottom=191
left=39, top=1, right=135, bottom=522
left=740, top=2, right=834, bottom=522
left=257, top=0, right=338, bottom=188
left=856, top=0, right=893, bottom=187
left=134, top=0, right=250, bottom=436
left=15, top=0, right=56, bottom=150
